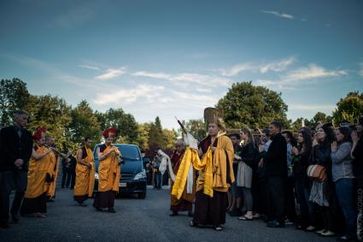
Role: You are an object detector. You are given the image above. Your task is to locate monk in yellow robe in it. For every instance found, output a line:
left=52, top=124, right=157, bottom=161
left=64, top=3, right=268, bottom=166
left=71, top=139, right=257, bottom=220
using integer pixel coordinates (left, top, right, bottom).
left=74, top=137, right=95, bottom=206
left=20, top=127, right=54, bottom=218
left=189, top=113, right=235, bottom=231
left=170, top=139, right=196, bottom=217
left=93, top=128, right=121, bottom=213
left=45, top=136, right=59, bottom=201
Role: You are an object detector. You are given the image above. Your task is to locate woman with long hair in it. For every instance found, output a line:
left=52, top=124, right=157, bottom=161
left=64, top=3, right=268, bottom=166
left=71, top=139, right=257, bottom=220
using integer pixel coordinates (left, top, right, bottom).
left=308, top=123, right=336, bottom=236
left=237, top=127, right=258, bottom=221
left=292, top=127, right=313, bottom=230
left=331, top=127, right=356, bottom=241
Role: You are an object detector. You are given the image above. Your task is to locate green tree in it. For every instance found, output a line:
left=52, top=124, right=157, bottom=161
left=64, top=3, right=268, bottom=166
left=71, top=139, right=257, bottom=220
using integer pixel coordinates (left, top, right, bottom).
left=332, top=92, right=363, bottom=125
left=96, top=108, right=139, bottom=143
left=136, top=123, right=152, bottom=151
left=148, top=116, right=165, bottom=152
left=27, top=95, right=72, bottom=148
left=216, top=81, right=289, bottom=129
left=68, top=100, right=100, bottom=144
left=184, top=119, right=206, bottom=141
left=0, top=78, right=31, bottom=126
left=163, top=128, right=178, bottom=150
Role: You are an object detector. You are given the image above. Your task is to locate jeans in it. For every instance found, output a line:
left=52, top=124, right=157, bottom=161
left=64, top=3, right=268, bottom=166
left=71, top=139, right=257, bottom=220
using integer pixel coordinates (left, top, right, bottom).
left=335, top=178, right=357, bottom=238
left=0, top=170, right=27, bottom=223
left=154, top=172, right=162, bottom=189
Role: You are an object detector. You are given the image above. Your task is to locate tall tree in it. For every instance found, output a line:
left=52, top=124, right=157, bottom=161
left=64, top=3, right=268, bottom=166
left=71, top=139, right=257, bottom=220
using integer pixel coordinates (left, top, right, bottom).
left=136, top=123, right=152, bottom=151
left=148, top=116, right=165, bottom=152
left=332, top=92, right=363, bottom=125
left=27, top=95, right=72, bottom=148
left=216, top=81, right=289, bottom=129
left=184, top=119, right=206, bottom=141
left=96, top=108, right=139, bottom=143
left=68, top=100, right=100, bottom=144
left=0, top=78, right=31, bottom=126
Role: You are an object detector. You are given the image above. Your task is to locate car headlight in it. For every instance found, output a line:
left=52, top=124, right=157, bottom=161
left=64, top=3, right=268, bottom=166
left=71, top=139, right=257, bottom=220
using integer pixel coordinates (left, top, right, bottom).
left=95, top=172, right=99, bottom=180
left=134, top=169, right=146, bottom=180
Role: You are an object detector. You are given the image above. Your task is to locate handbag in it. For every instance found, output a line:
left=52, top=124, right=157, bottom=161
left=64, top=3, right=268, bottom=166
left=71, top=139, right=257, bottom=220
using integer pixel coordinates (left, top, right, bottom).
left=306, top=164, right=327, bottom=182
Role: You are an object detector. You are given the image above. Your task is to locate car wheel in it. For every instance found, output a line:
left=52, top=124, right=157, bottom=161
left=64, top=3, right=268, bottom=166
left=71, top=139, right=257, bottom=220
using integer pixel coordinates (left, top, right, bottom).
left=138, top=192, right=146, bottom=199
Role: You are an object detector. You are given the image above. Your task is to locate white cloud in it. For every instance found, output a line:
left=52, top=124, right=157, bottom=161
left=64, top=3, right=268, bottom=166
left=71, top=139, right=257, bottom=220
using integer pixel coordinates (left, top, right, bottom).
left=220, top=57, right=296, bottom=77
left=95, top=68, right=126, bottom=80
left=285, top=64, right=347, bottom=81
left=261, top=10, right=294, bottom=20
left=255, top=64, right=347, bottom=90
left=93, top=84, right=165, bottom=105
left=132, top=71, right=231, bottom=87
left=79, top=64, right=100, bottom=71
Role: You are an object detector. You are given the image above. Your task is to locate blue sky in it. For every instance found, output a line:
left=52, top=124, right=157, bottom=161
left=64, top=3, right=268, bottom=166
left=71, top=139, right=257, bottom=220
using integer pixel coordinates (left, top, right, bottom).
left=1, top=0, right=362, bottom=129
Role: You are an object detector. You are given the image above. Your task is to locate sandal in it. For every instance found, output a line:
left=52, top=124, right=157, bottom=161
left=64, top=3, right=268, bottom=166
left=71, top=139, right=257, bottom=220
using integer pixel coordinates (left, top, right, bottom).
left=189, top=220, right=197, bottom=227
left=238, top=215, right=253, bottom=221
left=215, top=226, right=223, bottom=231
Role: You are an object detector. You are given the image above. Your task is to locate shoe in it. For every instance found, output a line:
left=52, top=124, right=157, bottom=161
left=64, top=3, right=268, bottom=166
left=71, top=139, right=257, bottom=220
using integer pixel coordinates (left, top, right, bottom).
left=320, top=230, right=335, bottom=237
left=189, top=220, right=198, bottom=227
left=316, top=229, right=326, bottom=234
left=169, top=212, right=178, bottom=216
left=336, top=235, right=357, bottom=241
left=107, top=208, right=116, bottom=213
left=238, top=215, right=253, bottom=221
left=215, top=226, right=223, bottom=231
left=305, top=225, right=315, bottom=231
left=285, top=219, right=294, bottom=225
left=267, top=220, right=285, bottom=228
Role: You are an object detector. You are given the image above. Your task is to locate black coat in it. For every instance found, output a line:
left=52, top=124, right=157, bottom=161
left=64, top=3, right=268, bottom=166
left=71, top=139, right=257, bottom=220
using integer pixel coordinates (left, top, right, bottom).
left=0, top=125, right=33, bottom=171
left=264, top=133, right=287, bottom=177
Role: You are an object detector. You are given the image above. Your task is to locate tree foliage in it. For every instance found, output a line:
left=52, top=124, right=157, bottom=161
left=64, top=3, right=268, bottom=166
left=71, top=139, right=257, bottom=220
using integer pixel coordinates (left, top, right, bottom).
left=27, top=95, right=72, bottom=148
left=68, top=100, right=100, bottom=144
left=0, top=78, right=31, bottom=126
left=332, top=92, right=363, bottom=125
left=148, top=116, right=165, bottom=152
left=216, top=81, right=289, bottom=129
left=96, top=108, right=139, bottom=144
left=184, top=119, right=206, bottom=141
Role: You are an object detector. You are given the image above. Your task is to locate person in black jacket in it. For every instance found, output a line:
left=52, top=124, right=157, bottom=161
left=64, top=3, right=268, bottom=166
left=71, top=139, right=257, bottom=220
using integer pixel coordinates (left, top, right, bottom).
left=292, top=127, right=313, bottom=230
left=264, top=121, right=287, bottom=228
left=0, top=111, right=33, bottom=228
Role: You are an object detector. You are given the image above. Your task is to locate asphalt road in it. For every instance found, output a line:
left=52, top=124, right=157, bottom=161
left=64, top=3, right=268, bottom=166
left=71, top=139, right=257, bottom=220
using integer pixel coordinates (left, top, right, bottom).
left=0, top=187, right=336, bottom=242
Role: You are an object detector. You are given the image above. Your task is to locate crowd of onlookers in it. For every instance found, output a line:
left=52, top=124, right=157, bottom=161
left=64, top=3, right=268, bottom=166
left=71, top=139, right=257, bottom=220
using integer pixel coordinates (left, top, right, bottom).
left=226, top=117, right=363, bottom=242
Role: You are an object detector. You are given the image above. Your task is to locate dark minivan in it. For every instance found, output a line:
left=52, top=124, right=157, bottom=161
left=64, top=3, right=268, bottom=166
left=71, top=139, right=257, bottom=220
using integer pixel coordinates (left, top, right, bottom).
left=94, top=144, right=147, bottom=199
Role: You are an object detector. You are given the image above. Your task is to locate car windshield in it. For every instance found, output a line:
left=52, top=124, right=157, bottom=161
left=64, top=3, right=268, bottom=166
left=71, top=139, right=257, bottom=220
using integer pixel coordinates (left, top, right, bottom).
left=94, top=145, right=141, bottom=161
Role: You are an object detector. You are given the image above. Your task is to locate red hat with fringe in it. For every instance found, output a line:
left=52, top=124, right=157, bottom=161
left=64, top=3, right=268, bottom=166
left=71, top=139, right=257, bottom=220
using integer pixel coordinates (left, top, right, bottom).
left=32, top=127, right=46, bottom=141
left=102, top=127, right=117, bottom=138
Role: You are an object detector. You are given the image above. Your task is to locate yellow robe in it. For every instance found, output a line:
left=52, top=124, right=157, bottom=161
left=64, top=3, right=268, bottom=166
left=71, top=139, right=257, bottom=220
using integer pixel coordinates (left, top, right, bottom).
left=174, top=134, right=235, bottom=197
left=74, top=147, right=95, bottom=197
left=98, top=145, right=121, bottom=193
left=25, top=146, right=53, bottom=199
left=46, top=151, right=58, bottom=198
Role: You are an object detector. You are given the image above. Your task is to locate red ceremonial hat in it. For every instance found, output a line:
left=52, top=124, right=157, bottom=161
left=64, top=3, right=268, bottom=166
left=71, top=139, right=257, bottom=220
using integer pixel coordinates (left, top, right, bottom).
left=32, top=127, right=46, bottom=141
left=102, top=127, right=117, bottom=138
